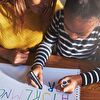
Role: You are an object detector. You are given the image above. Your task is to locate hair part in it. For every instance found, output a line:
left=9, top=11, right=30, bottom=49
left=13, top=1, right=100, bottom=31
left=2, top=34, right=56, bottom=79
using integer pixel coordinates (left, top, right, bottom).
left=64, top=0, right=100, bottom=19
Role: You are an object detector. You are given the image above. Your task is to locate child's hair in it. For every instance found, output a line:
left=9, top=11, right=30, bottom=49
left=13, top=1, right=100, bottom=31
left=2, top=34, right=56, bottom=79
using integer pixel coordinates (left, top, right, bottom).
left=64, top=0, right=100, bottom=19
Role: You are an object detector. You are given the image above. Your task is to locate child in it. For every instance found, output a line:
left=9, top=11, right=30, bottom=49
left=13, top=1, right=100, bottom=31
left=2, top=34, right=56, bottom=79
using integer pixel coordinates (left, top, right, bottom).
left=0, top=0, right=63, bottom=65
left=28, top=0, right=100, bottom=93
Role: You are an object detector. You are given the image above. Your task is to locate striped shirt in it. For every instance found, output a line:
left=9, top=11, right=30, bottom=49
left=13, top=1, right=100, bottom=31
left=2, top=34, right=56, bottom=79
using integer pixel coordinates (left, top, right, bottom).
left=32, top=10, right=100, bottom=86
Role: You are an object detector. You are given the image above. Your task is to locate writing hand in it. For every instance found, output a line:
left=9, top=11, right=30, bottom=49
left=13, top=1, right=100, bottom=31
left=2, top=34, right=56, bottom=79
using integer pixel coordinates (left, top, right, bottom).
left=27, top=65, right=43, bottom=89
left=56, top=75, right=82, bottom=93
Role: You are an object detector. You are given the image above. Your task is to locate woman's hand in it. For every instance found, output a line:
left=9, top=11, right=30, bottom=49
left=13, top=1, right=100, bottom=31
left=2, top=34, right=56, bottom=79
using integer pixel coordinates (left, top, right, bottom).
left=27, top=65, right=43, bottom=88
left=9, top=49, right=29, bottom=65
left=0, top=47, right=29, bottom=65
left=56, top=75, right=82, bottom=93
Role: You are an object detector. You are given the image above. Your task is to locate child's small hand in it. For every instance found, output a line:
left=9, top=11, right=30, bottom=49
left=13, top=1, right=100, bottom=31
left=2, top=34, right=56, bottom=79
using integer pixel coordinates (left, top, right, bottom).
left=27, top=65, right=43, bottom=88
left=56, top=75, right=82, bottom=93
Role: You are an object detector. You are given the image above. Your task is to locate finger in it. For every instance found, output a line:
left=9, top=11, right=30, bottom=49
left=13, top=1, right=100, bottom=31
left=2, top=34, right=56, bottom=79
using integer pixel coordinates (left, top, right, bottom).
left=15, top=57, right=28, bottom=62
left=16, top=53, right=29, bottom=59
left=23, top=51, right=29, bottom=54
left=21, top=58, right=28, bottom=63
left=55, top=84, right=62, bottom=92
left=62, top=83, right=76, bottom=93
left=30, top=79, right=38, bottom=88
left=38, top=73, right=43, bottom=85
left=17, top=49, right=29, bottom=54
left=21, top=54, right=29, bottom=59
left=18, top=52, right=29, bottom=56
left=30, top=71, right=41, bottom=89
left=58, top=77, right=71, bottom=84
left=13, top=58, right=27, bottom=65
left=16, top=56, right=28, bottom=59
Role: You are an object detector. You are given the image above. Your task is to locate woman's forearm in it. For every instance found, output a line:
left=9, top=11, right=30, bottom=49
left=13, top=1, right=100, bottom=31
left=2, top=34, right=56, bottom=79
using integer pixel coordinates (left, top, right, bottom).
left=0, top=46, right=12, bottom=60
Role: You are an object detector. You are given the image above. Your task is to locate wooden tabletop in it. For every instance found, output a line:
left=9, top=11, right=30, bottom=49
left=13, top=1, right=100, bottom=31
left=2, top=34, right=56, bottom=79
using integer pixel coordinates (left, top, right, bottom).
left=0, top=54, right=100, bottom=100
left=46, top=55, right=100, bottom=100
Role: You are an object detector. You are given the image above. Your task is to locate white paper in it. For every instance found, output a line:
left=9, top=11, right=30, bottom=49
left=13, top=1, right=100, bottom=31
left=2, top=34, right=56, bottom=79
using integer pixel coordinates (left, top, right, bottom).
left=0, top=63, right=80, bottom=100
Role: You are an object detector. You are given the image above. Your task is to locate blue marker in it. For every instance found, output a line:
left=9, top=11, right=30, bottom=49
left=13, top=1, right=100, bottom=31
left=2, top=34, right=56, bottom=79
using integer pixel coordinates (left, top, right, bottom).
left=28, top=71, right=42, bottom=89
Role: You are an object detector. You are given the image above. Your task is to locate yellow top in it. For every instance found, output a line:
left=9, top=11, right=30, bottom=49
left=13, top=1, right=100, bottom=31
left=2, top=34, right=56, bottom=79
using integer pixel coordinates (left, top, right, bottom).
left=0, top=0, right=63, bottom=50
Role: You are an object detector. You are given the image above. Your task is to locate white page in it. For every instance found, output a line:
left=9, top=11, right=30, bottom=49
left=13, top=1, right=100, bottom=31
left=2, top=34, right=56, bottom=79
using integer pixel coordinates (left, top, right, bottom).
left=43, top=67, right=80, bottom=85
left=43, top=67, right=80, bottom=100
left=0, top=63, right=29, bottom=82
left=0, top=63, right=80, bottom=100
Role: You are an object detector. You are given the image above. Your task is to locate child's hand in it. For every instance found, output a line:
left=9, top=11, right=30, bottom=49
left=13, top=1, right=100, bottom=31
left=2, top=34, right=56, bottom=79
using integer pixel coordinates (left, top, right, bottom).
left=27, top=65, right=43, bottom=88
left=9, top=49, right=29, bottom=65
left=56, top=75, right=82, bottom=93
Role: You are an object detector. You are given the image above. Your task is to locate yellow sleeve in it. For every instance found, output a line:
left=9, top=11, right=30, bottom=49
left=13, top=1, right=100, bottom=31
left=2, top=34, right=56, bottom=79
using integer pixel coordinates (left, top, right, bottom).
left=0, top=5, right=43, bottom=50
left=0, top=1, right=63, bottom=50
left=55, top=0, right=64, bottom=11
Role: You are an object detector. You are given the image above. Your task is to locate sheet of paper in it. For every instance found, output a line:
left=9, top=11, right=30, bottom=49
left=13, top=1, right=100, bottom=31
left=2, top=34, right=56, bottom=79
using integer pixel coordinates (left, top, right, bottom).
left=43, top=67, right=80, bottom=100
left=0, top=63, right=80, bottom=100
left=43, top=67, right=80, bottom=85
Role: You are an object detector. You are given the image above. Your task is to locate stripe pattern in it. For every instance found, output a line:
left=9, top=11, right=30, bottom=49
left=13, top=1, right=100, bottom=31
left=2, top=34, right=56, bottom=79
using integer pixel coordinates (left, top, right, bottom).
left=32, top=10, right=100, bottom=86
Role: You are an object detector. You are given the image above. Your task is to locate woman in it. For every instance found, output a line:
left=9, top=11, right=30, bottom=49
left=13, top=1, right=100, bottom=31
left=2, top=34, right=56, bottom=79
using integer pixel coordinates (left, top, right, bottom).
left=0, top=0, right=63, bottom=65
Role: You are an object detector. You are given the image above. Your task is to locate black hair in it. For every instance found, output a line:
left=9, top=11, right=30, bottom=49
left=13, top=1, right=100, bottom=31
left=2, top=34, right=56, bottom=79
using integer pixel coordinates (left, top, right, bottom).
left=64, top=0, right=100, bottom=19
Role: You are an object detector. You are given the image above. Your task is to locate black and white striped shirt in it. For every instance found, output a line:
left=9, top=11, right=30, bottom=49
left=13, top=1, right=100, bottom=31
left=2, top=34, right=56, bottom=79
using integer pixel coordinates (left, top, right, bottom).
left=32, top=10, right=100, bottom=86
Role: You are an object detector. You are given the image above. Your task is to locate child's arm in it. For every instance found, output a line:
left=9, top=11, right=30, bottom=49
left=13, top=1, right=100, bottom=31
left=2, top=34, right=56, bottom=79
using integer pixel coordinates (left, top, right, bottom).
left=56, top=67, right=100, bottom=93
left=27, top=11, right=60, bottom=88
left=31, top=10, right=60, bottom=68
left=80, top=67, right=100, bottom=86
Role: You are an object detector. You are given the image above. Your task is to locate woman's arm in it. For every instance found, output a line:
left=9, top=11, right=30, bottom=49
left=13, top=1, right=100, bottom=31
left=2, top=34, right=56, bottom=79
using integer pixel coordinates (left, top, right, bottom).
left=0, top=46, right=12, bottom=61
left=0, top=46, right=29, bottom=65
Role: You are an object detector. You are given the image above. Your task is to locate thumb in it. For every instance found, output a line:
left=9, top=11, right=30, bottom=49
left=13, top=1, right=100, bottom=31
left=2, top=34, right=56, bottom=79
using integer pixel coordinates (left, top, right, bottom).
left=63, top=82, right=77, bottom=93
left=38, top=73, right=43, bottom=85
left=63, top=84, right=74, bottom=93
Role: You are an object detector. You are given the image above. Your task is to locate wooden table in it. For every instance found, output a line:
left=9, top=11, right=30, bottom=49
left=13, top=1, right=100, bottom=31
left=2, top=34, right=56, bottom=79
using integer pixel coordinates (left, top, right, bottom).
left=0, top=54, right=100, bottom=100
left=46, top=55, right=100, bottom=100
